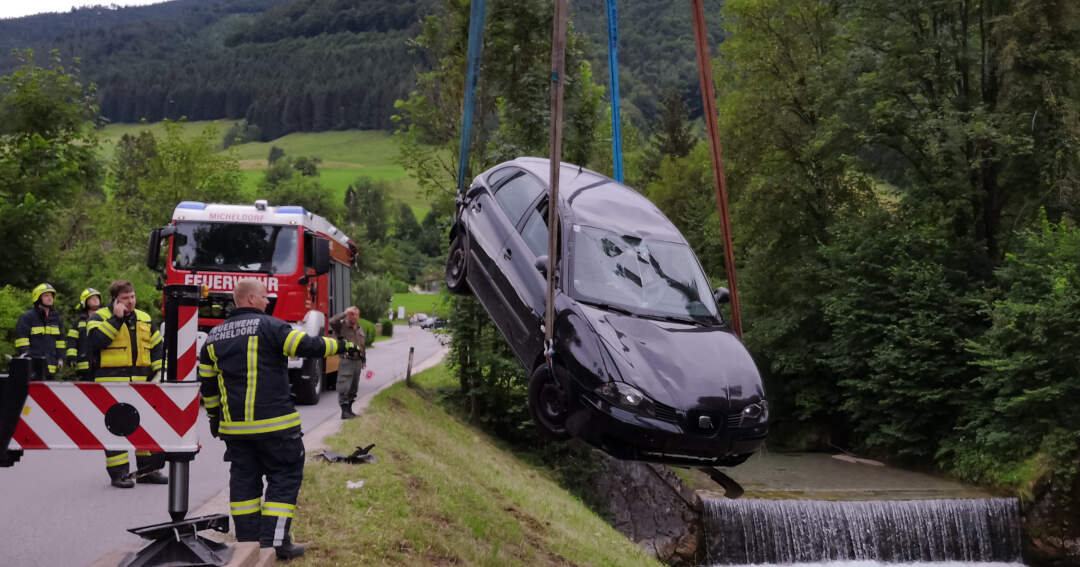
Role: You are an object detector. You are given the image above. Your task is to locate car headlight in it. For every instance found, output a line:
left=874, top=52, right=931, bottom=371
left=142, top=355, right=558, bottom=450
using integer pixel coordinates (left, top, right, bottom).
left=739, top=400, right=768, bottom=424
left=595, top=382, right=654, bottom=415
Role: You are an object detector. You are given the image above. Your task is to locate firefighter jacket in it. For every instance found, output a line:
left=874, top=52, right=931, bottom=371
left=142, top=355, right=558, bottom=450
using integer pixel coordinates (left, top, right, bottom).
left=198, top=307, right=346, bottom=439
left=14, top=306, right=65, bottom=374
left=86, top=307, right=163, bottom=381
left=69, top=311, right=94, bottom=376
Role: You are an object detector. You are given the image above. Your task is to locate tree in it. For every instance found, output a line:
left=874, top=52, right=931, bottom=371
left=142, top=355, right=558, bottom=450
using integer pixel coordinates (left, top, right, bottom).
left=268, top=145, right=285, bottom=164
left=344, top=176, right=388, bottom=243
left=0, top=49, right=101, bottom=288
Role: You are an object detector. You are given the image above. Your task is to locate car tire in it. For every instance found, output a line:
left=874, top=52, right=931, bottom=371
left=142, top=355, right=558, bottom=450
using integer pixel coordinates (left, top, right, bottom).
left=529, top=363, right=570, bottom=440
left=445, top=232, right=470, bottom=295
left=294, top=357, right=324, bottom=405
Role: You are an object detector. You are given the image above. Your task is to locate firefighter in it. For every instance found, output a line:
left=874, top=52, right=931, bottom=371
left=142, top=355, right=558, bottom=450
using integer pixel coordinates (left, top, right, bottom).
left=68, top=287, right=102, bottom=380
left=14, top=283, right=66, bottom=378
left=87, top=280, right=167, bottom=488
left=198, top=279, right=361, bottom=560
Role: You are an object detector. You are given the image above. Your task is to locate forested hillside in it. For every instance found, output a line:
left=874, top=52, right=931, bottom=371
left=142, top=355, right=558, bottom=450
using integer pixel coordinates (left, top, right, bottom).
left=0, top=0, right=428, bottom=137
left=0, top=0, right=721, bottom=138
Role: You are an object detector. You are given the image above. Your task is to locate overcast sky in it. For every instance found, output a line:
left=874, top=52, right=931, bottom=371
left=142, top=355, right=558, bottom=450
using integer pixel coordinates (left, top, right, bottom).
left=0, top=1, right=167, bottom=20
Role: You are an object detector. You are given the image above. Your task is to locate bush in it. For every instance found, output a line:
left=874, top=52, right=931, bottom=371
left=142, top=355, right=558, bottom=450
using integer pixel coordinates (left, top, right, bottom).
left=352, top=275, right=394, bottom=323
left=379, top=318, right=394, bottom=337
left=0, top=286, right=29, bottom=360
left=357, top=318, right=376, bottom=347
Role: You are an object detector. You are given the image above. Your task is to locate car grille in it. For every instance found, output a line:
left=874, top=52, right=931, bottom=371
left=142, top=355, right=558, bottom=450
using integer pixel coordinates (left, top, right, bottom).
left=727, top=414, right=743, bottom=428
left=653, top=401, right=679, bottom=423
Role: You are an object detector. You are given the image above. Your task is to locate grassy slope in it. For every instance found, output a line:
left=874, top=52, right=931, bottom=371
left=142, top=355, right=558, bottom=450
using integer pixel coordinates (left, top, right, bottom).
left=295, top=363, right=661, bottom=567
left=98, top=122, right=432, bottom=218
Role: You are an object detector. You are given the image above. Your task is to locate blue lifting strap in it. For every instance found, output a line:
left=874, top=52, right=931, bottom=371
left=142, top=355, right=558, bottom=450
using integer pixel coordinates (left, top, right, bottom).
left=457, top=0, right=488, bottom=194
left=606, top=0, right=624, bottom=183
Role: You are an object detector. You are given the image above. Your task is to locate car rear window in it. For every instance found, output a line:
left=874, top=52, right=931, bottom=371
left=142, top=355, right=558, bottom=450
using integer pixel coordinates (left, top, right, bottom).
left=494, top=172, right=545, bottom=226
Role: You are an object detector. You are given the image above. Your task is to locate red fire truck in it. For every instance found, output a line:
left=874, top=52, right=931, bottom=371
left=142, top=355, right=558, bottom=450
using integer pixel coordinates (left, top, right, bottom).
left=146, top=199, right=357, bottom=404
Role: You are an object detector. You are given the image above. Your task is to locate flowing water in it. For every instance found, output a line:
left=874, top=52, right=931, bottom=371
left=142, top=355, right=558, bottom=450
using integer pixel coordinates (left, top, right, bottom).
left=704, top=497, right=1023, bottom=566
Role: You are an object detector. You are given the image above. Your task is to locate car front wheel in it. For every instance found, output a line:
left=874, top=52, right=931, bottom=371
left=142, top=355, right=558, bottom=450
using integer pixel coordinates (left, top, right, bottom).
left=529, top=363, right=570, bottom=440
left=445, top=232, right=470, bottom=295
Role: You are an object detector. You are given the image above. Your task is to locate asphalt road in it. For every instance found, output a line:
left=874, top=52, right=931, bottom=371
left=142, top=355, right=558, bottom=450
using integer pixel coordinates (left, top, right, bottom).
left=0, top=326, right=445, bottom=567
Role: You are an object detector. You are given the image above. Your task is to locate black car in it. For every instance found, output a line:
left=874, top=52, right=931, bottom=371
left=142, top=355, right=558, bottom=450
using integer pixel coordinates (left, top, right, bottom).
left=446, top=157, right=767, bottom=466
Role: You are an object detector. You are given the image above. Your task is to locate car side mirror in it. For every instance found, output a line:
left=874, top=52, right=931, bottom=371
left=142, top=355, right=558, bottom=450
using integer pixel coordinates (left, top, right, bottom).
left=313, top=237, right=331, bottom=276
left=714, top=286, right=730, bottom=305
left=535, top=255, right=549, bottom=278
left=466, top=184, right=486, bottom=199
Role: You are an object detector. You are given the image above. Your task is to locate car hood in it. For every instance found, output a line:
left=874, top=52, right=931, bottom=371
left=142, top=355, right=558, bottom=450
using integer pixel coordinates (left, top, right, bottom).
left=578, top=305, right=763, bottom=413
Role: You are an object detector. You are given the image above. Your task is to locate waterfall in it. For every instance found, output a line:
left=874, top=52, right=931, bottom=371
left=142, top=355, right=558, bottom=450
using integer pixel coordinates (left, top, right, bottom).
left=704, top=497, right=1023, bottom=565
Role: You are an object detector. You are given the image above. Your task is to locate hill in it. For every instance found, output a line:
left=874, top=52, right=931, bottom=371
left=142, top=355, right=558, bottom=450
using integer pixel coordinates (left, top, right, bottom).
left=0, top=0, right=723, bottom=138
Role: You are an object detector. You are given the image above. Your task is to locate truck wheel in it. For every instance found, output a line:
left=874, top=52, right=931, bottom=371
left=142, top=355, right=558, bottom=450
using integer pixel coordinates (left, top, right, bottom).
left=294, top=358, right=324, bottom=405
left=446, top=233, right=470, bottom=295
left=529, top=364, right=570, bottom=440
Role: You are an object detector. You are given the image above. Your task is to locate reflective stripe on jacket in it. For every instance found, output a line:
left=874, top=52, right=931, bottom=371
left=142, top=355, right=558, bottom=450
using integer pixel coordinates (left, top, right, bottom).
left=14, top=306, right=64, bottom=371
left=199, top=307, right=343, bottom=439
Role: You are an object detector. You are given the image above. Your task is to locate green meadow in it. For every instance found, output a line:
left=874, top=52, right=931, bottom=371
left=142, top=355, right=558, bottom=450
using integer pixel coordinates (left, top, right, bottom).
left=98, top=121, right=435, bottom=219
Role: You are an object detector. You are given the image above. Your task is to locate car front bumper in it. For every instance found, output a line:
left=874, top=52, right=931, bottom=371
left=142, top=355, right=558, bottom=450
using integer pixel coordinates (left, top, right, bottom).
left=564, top=388, right=767, bottom=466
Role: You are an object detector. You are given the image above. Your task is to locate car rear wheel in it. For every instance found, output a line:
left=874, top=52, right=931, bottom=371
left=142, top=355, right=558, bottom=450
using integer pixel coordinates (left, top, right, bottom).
left=529, top=364, right=570, bottom=440
left=446, top=232, right=470, bottom=295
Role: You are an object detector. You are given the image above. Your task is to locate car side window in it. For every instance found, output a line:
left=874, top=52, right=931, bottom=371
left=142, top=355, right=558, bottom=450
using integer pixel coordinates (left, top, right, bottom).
left=486, top=167, right=519, bottom=189
left=520, top=205, right=549, bottom=258
left=494, top=172, right=545, bottom=227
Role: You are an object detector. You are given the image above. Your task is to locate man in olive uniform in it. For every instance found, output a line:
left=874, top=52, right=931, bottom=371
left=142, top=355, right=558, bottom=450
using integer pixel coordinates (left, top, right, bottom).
left=198, top=279, right=361, bottom=560
left=328, top=306, right=366, bottom=419
left=87, top=280, right=167, bottom=488
left=14, top=283, right=66, bottom=378
left=68, top=287, right=102, bottom=380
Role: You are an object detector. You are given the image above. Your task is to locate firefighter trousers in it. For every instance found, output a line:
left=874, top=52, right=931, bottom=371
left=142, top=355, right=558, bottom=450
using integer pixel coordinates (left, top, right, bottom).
left=105, top=450, right=165, bottom=480
left=224, top=432, right=305, bottom=547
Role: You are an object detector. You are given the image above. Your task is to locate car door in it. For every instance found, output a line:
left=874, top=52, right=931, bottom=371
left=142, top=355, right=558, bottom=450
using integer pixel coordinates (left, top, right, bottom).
left=496, top=198, right=552, bottom=364
left=464, top=167, right=543, bottom=350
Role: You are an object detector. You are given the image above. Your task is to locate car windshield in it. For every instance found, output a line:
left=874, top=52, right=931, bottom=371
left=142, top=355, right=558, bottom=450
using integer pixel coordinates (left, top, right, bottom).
left=569, top=224, right=720, bottom=323
left=171, top=222, right=299, bottom=274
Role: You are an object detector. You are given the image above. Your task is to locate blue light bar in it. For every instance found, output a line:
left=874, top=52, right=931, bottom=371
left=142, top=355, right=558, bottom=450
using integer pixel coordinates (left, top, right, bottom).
left=177, top=201, right=206, bottom=210
left=277, top=206, right=306, bottom=215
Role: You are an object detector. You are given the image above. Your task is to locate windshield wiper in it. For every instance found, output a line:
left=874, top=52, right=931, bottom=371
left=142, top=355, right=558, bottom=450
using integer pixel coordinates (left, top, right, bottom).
left=637, top=313, right=709, bottom=326
left=578, top=299, right=636, bottom=317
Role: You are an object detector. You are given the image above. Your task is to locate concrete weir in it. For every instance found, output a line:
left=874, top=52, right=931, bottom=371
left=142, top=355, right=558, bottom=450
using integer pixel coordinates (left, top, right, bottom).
left=702, top=497, right=1023, bottom=564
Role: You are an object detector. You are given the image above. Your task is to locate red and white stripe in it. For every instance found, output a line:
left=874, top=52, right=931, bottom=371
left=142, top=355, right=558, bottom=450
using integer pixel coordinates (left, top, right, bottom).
left=9, top=382, right=200, bottom=452
left=176, top=303, right=199, bottom=381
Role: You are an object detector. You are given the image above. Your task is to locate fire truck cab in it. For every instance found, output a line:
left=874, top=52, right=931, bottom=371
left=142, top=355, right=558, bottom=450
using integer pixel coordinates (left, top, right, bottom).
left=146, top=199, right=357, bottom=404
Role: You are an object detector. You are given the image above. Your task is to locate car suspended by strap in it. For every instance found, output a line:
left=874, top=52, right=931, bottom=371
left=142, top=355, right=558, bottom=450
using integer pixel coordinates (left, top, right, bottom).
left=446, top=157, right=768, bottom=467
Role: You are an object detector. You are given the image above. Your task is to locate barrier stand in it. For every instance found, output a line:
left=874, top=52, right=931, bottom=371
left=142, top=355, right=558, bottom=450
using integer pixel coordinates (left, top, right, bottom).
left=0, top=284, right=232, bottom=566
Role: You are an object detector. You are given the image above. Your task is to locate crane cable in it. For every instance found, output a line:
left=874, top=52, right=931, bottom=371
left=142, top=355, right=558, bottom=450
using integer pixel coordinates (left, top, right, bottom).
left=544, top=0, right=568, bottom=362
left=691, top=0, right=743, bottom=338
left=606, top=0, right=624, bottom=183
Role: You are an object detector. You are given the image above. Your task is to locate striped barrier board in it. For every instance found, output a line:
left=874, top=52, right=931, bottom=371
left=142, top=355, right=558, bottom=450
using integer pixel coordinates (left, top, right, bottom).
left=9, top=382, right=200, bottom=452
left=176, top=301, right=199, bottom=382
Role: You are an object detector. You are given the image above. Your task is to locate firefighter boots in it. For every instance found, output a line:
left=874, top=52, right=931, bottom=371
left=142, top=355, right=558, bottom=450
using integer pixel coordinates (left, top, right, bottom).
left=273, top=541, right=305, bottom=560
left=138, top=471, right=169, bottom=484
left=340, top=405, right=356, bottom=419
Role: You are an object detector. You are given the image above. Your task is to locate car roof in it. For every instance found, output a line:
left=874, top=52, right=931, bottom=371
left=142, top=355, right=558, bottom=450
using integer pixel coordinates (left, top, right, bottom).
left=483, top=157, right=686, bottom=243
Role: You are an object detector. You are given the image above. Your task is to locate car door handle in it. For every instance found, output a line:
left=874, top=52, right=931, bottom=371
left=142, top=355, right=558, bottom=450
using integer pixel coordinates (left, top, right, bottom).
left=471, top=202, right=482, bottom=213
left=503, top=248, right=512, bottom=260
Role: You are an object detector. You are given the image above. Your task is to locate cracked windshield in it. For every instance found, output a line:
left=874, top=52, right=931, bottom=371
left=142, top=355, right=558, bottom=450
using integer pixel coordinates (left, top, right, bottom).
left=171, top=222, right=298, bottom=274
left=570, top=224, right=718, bottom=322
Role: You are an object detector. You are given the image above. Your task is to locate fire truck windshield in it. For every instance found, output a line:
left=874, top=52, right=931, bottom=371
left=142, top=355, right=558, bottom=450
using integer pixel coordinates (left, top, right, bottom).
left=171, top=222, right=299, bottom=274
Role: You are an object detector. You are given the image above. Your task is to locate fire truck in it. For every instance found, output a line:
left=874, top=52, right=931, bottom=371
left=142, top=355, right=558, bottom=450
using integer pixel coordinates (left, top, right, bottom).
left=146, top=199, right=357, bottom=404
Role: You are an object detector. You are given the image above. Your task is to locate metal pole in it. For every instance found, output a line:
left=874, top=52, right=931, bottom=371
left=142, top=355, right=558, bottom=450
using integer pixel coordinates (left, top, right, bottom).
left=405, top=346, right=415, bottom=388
left=456, top=0, right=488, bottom=194
left=606, top=0, right=624, bottom=182
left=545, top=0, right=568, bottom=361
left=690, top=0, right=743, bottom=338
left=168, top=458, right=190, bottom=522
